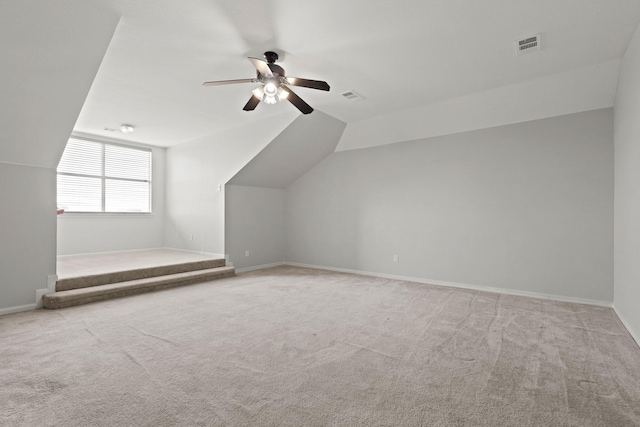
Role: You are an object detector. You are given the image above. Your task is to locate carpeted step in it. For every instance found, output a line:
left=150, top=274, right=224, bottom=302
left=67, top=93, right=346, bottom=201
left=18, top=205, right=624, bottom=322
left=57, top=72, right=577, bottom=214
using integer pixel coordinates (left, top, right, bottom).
left=56, top=258, right=226, bottom=291
left=44, top=266, right=235, bottom=309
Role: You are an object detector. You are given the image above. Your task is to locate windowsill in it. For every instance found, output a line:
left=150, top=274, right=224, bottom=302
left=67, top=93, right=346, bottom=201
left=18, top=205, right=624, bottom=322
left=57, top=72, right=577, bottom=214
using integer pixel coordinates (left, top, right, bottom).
left=57, top=212, right=154, bottom=218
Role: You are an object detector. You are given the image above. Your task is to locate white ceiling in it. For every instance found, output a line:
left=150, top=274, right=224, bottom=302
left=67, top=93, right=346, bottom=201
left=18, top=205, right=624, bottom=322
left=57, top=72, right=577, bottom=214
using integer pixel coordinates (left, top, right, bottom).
left=71, top=0, right=640, bottom=147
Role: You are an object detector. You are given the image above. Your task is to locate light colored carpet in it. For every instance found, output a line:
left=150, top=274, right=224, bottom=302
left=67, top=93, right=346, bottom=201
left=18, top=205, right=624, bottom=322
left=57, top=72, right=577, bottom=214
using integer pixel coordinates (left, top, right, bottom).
left=2, top=266, right=640, bottom=426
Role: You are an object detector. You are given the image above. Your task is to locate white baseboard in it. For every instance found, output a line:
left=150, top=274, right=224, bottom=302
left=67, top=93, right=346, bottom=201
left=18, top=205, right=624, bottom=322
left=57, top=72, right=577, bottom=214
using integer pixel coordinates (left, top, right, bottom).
left=284, top=262, right=612, bottom=308
left=0, top=303, right=37, bottom=316
left=47, top=274, right=58, bottom=291
left=57, top=247, right=167, bottom=258
left=161, top=247, right=225, bottom=259
left=35, top=288, right=54, bottom=309
left=58, top=247, right=227, bottom=259
left=612, top=304, right=640, bottom=349
left=236, top=262, right=285, bottom=273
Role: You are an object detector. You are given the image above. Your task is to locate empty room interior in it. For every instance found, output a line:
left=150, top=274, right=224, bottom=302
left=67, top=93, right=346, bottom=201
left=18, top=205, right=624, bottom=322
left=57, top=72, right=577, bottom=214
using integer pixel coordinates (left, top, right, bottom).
left=3, top=0, right=640, bottom=425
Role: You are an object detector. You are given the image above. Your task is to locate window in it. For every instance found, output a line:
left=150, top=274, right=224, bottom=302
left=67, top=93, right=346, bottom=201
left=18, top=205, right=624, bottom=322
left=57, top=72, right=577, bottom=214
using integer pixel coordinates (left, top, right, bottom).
left=57, top=138, right=152, bottom=213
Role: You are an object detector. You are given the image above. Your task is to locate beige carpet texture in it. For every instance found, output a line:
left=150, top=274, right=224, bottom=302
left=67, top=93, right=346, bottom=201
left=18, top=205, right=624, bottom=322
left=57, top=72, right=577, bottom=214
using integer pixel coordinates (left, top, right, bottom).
left=2, top=266, right=640, bottom=426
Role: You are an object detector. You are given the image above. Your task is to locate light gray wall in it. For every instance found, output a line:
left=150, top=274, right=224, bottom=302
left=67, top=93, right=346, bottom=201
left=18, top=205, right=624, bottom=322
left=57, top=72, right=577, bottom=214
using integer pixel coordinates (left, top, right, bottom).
left=0, top=1, right=119, bottom=312
left=164, top=113, right=297, bottom=255
left=57, top=144, right=166, bottom=256
left=286, top=109, right=614, bottom=303
left=614, top=22, right=640, bottom=342
left=225, top=185, right=285, bottom=269
left=0, top=164, right=56, bottom=309
left=224, top=111, right=344, bottom=270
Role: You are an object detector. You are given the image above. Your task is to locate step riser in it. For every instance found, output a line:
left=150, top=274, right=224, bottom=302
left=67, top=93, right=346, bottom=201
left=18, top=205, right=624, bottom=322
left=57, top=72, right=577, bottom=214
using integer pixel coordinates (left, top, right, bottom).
left=56, top=259, right=226, bottom=291
left=44, top=269, right=235, bottom=309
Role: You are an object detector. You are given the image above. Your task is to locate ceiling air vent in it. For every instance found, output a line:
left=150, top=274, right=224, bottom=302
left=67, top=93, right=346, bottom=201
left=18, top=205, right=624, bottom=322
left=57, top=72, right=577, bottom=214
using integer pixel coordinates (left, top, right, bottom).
left=341, top=90, right=364, bottom=101
left=515, top=33, right=541, bottom=55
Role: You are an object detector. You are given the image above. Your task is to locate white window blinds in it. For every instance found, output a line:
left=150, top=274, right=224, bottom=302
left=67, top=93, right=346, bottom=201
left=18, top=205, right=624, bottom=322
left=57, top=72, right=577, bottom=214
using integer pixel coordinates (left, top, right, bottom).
left=57, top=138, right=152, bottom=213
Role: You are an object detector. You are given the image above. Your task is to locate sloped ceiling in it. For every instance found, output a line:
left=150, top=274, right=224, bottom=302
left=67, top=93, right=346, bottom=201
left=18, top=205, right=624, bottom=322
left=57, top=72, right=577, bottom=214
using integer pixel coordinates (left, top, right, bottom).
left=337, top=60, right=621, bottom=151
left=6, top=1, right=640, bottom=150
left=228, top=111, right=346, bottom=188
left=0, top=0, right=119, bottom=168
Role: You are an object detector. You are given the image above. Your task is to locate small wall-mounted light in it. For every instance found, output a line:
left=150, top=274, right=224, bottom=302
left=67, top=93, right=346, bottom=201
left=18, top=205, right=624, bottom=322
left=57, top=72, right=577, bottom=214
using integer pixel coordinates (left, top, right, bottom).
left=120, top=124, right=135, bottom=133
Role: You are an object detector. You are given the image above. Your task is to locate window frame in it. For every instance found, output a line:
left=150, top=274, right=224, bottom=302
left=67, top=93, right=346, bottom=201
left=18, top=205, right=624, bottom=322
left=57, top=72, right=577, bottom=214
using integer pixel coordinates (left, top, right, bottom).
left=56, top=137, right=153, bottom=215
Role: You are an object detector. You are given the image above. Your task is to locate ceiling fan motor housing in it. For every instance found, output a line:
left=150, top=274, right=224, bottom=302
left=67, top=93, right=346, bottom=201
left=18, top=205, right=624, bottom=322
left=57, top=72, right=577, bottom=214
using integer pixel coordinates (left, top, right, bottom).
left=264, top=51, right=279, bottom=63
left=263, top=51, right=285, bottom=77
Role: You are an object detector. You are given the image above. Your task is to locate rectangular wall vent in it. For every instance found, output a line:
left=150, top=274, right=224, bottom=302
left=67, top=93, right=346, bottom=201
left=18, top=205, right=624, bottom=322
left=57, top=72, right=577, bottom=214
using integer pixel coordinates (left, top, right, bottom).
left=515, top=33, right=541, bottom=55
left=341, top=90, right=364, bottom=101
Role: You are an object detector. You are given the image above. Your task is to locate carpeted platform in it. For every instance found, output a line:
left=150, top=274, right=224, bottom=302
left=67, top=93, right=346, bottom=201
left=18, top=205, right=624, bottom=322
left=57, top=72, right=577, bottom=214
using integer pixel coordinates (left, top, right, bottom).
left=56, top=248, right=225, bottom=279
left=46, top=249, right=233, bottom=309
left=2, top=266, right=640, bottom=426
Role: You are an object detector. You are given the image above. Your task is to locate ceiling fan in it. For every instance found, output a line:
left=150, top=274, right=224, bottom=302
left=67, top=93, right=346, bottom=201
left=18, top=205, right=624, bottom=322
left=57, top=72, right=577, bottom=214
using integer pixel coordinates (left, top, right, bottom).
left=203, top=51, right=330, bottom=115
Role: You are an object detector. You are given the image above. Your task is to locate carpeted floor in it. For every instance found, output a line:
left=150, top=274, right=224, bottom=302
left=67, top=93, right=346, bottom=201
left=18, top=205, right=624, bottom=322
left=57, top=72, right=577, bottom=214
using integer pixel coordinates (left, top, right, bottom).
left=2, top=266, right=640, bottom=426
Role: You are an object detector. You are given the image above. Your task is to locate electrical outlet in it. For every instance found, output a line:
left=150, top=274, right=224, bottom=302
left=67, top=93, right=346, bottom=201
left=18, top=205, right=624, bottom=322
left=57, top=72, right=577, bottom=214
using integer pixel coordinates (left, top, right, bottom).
left=190, top=234, right=193, bottom=241
left=245, top=250, right=250, bottom=257
left=393, top=255, right=399, bottom=263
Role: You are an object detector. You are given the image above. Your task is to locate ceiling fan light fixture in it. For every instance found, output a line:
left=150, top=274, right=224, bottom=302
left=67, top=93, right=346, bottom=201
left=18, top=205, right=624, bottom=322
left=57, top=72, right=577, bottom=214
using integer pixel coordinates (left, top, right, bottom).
left=261, top=81, right=280, bottom=104
left=252, top=87, right=264, bottom=99
left=277, top=87, right=289, bottom=101
left=263, top=94, right=278, bottom=104
left=264, top=82, right=278, bottom=97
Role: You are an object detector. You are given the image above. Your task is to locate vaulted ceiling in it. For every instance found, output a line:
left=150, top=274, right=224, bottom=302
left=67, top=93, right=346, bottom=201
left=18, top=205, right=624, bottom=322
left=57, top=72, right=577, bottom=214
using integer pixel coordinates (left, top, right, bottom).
left=9, top=1, right=640, bottom=149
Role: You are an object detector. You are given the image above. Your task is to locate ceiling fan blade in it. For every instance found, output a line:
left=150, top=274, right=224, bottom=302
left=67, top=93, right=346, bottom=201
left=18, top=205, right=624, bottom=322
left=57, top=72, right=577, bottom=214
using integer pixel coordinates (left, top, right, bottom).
left=286, top=77, right=330, bottom=91
left=281, top=86, right=313, bottom=114
left=268, top=63, right=286, bottom=76
left=248, top=57, right=273, bottom=77
left=203, top=78, right=257, bottom=87
left=243, top=95, right=261, bottom=111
